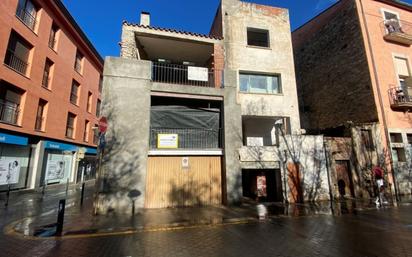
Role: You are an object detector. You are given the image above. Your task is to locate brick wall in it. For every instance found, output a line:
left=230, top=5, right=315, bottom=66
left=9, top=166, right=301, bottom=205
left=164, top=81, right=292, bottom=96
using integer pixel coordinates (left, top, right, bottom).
left=293, top=0, right=378, bottom=132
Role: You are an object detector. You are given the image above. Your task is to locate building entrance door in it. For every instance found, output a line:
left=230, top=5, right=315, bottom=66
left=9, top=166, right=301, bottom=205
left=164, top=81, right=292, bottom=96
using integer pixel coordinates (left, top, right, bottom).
left=335, top=160, right=354, bottom=198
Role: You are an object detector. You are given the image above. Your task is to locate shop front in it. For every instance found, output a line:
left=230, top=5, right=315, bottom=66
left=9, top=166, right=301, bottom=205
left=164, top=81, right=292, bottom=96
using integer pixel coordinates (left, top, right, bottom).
left=40, top=140, right=97, bottom=186
left=0, top=132, right=31, bottom=191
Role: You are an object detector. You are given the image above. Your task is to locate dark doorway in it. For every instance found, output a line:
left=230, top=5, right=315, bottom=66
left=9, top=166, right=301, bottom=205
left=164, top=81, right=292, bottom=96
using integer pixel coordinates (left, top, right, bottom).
left=335, top=160, right=355, bottom=198
left=242, top=169, right=283, bottom=202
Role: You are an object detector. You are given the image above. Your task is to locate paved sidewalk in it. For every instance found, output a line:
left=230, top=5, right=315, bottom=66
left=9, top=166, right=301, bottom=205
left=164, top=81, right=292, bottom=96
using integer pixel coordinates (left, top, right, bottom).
left=2, top=183, right=410, bottom=239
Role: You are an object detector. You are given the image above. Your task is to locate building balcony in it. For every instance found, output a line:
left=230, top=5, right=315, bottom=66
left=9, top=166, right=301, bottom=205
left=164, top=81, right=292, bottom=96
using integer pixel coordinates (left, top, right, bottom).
left=388, top=86, right=412, bottom=111
left=152, top=62, right=222, bottom=88
left=381, top=19, right=412, bottom=45
left=16, top=6, right=36, bottom=31
left=0, top=101, right=19, bottom=125
left=4, top=50, right=29, bottom=76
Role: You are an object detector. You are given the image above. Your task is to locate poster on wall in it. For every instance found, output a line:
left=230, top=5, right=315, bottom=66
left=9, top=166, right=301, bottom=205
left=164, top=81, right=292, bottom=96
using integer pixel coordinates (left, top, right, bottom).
left=257, top=176, right=267, bottom=197
left=157, top=134, right=179, bottom=149
left=0, top=158, right=20, bottom=185
left=46, top=160, right=66, bottom=180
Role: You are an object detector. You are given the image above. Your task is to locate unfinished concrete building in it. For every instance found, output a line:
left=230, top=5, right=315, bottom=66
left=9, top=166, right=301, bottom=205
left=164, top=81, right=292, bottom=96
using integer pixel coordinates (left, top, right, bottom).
left=96, top=0, right=330, bottom=213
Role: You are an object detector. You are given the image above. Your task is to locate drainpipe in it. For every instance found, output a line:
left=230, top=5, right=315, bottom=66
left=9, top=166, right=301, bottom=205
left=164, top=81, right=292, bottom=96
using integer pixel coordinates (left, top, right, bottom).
left=358, top=0, right=400, bottom=201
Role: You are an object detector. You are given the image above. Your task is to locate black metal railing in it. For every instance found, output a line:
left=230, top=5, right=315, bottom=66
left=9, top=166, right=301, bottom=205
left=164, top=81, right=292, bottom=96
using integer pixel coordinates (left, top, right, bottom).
left=34, top=116, right=44, bottom=131
left=70, top=93, right=78, bottom=105
left=388, top=86, right=412, bottom=106
left=4, top=50, right=29, bottom=75
left=150, top=128, right=223, bottom=149
left=152, top=62, right=221, bottom=88
left=42, top=73, right=50, bottom=88
left=0, top=101, right=19, bottom=125
left=16, top=6, right=36, bottom=31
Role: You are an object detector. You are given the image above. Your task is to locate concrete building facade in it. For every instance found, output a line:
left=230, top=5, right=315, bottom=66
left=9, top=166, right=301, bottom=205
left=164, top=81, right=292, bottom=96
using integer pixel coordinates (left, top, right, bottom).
left=0, top=0, right=103, bottom=192
left=293, top=0, right=412, bottom=200
left=96, top=0, right=331, bottom=214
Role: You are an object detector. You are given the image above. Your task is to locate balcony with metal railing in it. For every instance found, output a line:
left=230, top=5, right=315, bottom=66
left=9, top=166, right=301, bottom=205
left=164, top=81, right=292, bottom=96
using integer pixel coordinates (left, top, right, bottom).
left=0, top=101, right=19, bottom=125
left=388, top=85, right=412, bottom=110
left=16, top=6, right=36, bottom=31
left=4, top=50, right=29, bottom=75
left=150, top=127, right=223, bottom=150
left=381, top=19, right=412, bottom=45
left=152, top=62, right=222, bottom=88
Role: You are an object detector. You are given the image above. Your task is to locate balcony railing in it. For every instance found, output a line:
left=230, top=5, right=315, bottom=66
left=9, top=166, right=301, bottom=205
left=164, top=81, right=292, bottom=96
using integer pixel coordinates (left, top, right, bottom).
left=381, top=19, right=412, bottom=45
left=152, top=62, right=221, bottom=88
left=4, top=50, right=29, bottom=75
left=42, top=73, right=50, bottom=88
left=0, top=101, right=19, bottom=125
left=150, top=127, right=222, bottom=149
left=388, top=86, right=412, bottom=110
left=34, top=116, right=44, bottom=131
left=70, top=94, right=78, bottom=105
left=16, top=6, right=36, bottom=31
left=66, top=127, right=74, bottom=139
left=48, top=38, right=56, bottom=49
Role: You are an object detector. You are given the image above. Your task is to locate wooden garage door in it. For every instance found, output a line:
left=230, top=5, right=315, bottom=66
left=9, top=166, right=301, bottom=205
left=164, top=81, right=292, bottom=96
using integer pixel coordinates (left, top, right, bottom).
left=145, top=156, right=222, bottom=208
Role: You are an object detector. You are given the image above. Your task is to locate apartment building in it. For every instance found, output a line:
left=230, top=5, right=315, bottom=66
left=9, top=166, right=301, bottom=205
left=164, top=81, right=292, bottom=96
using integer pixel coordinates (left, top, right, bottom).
left=0, top=0, right=103, bottom=192
left=96, top=0, right=330, bottom=213
left=293, top=0, right=412, bottom=200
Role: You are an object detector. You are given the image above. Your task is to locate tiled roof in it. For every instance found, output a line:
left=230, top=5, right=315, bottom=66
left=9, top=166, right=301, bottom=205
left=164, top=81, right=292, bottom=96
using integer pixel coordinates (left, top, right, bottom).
left=122, top=21, right=223, bottom=40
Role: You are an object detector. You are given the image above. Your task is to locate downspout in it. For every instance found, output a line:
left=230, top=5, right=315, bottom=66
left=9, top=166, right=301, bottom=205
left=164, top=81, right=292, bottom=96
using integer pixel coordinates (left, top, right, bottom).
left=358, top=0, right=400, bottom=201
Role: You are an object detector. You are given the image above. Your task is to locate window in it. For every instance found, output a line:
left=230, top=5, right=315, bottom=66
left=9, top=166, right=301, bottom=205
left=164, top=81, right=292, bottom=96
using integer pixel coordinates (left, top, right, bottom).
left=4, top=31, right=32, bottom=76
left=16, top=0, right=38, bottom=31
left=70, top=80, right=80, bottom=105
left=407, top=134, right=412, bottom=144
left=383, top=10, right=402, bottom=34
left=98, top=76, right=103, bottom=93
left=242, top=116, right=290, bottom=146
left=83, top=120, right=90, bottom=142
left=393, top=147, right=406, bottom=162
left=361, top=129, right=374, bottom=150
left=390, top=133, right=403, bottom=143
left=247, top=28, right=269, bottom=48
left=35, top=99, right=47, bottom=131
left=65, top=113, right=76, bottom=139
left=0, top=82, right=22, bottom=125
left=42, top=59, right=53, bottom=89
left=49, top=23, right=58, bottom=49
left=74, top=51, right=83, bottom=74
left=87, top=92, right=92, bottom=113
left=240, top=73, right=281, bottom=94
left=96, top=99, right=101, bottom=117
left=93, top=125, right=99, bottom=145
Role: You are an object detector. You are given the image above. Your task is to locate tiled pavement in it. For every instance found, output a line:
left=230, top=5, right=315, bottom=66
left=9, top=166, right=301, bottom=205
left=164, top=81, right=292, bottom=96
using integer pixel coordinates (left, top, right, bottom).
left=1, top=184, right=412, bottom=257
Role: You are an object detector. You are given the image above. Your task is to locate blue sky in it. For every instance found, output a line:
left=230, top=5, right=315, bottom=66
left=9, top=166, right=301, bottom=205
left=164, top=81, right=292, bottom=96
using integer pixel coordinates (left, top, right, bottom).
left=61, top=0, right=412, bottom=58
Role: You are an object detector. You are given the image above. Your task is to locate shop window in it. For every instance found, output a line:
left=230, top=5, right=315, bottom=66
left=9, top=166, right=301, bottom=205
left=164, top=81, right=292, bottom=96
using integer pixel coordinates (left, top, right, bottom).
left=35, top=99, right=47, bottom=131
left=42, top=58, right=53, bottom=89
left=83, top=120, right=90, bottom=142
left=74, top=51, right=83, bottom=74
left=240, top=72, right=281, bottom=94
left=16, top=0, right=38, bottom=31
left=361, top=129, right=374, bottom=150
left=390, top=133, right=403, bottom=143
left=4, top=31, right=32, bottom=76
left=96, top=99, right=101, bottom=117
left=247, top=28, right=270, bottom=48
left=70, top=80, right=80, bottom=105
left=0, top=82, right=23, bottom=125
left=65, top=113, right=76, bottom=139
left=393, top=147, right=406, bottom=162
left=48, top=23, right=58, bottom=50
left=87, top=92, right=92, bottom=113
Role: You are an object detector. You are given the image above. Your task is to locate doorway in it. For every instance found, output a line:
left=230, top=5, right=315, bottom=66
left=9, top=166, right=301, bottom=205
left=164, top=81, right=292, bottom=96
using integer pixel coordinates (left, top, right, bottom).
left=242, top=169, right=283, bottom=202
left=335, top=160, right=355, bottom=198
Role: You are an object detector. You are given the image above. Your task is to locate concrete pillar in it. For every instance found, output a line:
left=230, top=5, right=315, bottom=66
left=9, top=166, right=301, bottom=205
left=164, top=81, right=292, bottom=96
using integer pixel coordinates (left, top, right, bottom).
left=223, top=69, right=243, bottom=204
left=95, top=57, right=152, bottom=214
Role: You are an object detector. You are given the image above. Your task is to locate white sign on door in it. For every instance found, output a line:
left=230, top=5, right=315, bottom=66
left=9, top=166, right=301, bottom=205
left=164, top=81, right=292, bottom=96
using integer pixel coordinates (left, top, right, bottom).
left=188, top=66, right=209, bottom=82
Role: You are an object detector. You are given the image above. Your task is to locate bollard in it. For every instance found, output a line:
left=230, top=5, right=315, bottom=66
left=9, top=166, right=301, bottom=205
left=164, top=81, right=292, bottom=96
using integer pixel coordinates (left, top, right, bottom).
left=56, top=199, right=66, bottom=236
left=65, top=178, right=69, bottom=197
left=5, top=184, right=11, bottom=207
left=80, top=182, right=85, bottom=206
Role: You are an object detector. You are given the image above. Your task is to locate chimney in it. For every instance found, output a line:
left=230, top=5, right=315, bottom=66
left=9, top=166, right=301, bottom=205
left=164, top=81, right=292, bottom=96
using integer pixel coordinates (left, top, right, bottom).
left=140, top=12, right=150, bottom=26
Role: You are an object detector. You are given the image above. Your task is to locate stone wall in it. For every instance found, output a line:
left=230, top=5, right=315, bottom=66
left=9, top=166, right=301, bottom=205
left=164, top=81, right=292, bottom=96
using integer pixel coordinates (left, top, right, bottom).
left=293, top=0, right=378, bottom=131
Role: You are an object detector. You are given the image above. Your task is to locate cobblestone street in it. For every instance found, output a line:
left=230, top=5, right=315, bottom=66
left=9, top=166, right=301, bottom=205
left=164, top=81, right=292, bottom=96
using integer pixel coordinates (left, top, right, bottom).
left=1, top=184, right=412, bottom=257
